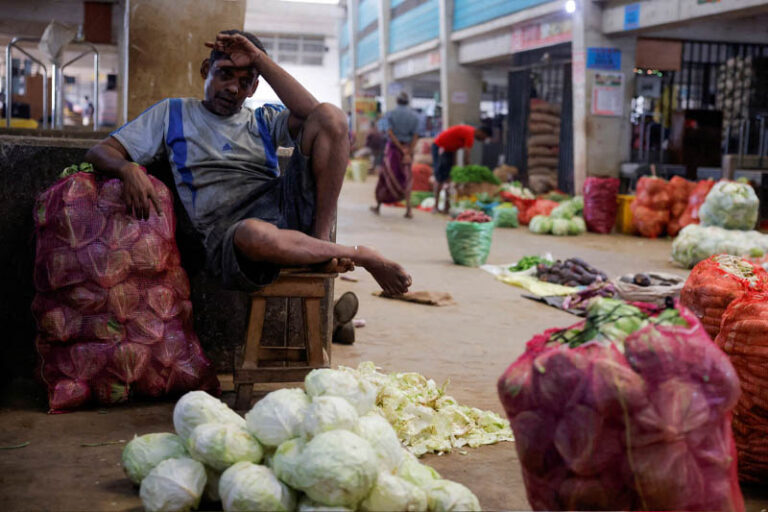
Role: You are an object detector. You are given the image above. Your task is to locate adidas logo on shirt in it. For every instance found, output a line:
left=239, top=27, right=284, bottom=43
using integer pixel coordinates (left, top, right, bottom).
left=222, top=142, right=233, bottom=152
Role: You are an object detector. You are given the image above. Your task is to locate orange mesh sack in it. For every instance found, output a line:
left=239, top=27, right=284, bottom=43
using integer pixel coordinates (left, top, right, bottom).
left=498, top=301, right=744, bottom=511
left=631, top=177, right=671, bottom=238
left=32, top=170, right=219, bottom=412
left=411, top=163, right=433, bottom=192
left=680, top=255, right=767, bottom=340
left=668, top=176, right=695, bottom=237
left=679, top=179, right=715, bottom=230
left=716, top=292, right=768, bottom=482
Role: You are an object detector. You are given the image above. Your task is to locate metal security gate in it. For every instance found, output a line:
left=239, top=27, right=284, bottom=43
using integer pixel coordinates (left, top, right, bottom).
left=506, top=44, right=574, bottom=194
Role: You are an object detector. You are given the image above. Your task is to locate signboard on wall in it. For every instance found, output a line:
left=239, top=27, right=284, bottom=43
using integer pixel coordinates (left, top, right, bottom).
left=624, top=3, right=640, bottom=30
left=592, top=72, right=624, bottom=117
left=509, top=18, right=572, bottom=53
left=355, top=96, right=378, bottom=118
left=586, top=48, right=622, bottom=71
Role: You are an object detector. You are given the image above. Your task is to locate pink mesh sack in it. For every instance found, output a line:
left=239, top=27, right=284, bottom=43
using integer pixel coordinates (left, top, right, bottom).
left=32, top=169, right=219, bottom=412
left=498, top=302, right=744, bottom=511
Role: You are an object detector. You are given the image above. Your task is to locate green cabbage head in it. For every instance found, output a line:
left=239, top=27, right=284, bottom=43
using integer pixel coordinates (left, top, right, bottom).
left=219, top=462, right=296, bottom=512
left=121, top=432, right=188, bottom=485
left=359, top=472, right=427, bottom=512
left=245, top=388, right=310, bottom=447
left=271, top=437, right=307, bottom=489
left=139, top=457, right=206, bottom=512
left=301, top=396, right=359, bottom=438
left=187, top=422, right=263, bottom=472
left=396, top=451, right=441, bottom=488
left=172, top=391, right=245, bottom=441
left=355, top=414, right=404, bottom=472
left=425, top=480, right=481, bottom=512
left=292, top=429, right=378, bottom=507
left=700, top=181, right=759, bottom=230
left=305, top=369, right=378, bottom=415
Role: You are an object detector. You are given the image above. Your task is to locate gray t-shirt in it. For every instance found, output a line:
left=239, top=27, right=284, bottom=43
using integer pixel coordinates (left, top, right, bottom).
left=112, top=98, right=292, bottom=245
left=385, top=105, right=419, bottom=144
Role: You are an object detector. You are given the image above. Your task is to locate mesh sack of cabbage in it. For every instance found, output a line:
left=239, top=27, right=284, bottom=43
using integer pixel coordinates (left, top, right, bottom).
left=700, top=181, right=760, bottom=231
left=671, top=224, right=768, bottom=268
left=497, top=298, right=744, bottom=511
left=445, top=219, right=494, bottom=267
left=715, top=292, right=768, bottom=483
left=32, top=170, right=219, bottom=411
left=680, top=255, right=767, bottom=340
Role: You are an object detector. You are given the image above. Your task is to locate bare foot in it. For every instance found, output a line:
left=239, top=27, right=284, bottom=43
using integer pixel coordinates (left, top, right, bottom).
left=353, top=246, right=412, bottom=295
left=369, top=205, right=380, bottom=215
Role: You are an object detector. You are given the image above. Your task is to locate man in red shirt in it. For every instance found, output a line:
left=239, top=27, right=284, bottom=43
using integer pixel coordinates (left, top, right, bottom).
left=431, top=124, right=489, bottom=213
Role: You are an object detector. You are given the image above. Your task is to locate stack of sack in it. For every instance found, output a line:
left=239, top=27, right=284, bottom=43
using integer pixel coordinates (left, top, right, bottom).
left=527, top=100, right=561, bottom=194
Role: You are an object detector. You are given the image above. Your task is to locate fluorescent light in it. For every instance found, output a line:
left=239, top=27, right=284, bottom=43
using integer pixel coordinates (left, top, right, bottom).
left=565, top=0, right=576, bottom=14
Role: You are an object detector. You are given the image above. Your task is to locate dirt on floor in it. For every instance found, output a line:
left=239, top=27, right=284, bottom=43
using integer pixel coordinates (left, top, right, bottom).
left=1, top=179, right=767, bottom=511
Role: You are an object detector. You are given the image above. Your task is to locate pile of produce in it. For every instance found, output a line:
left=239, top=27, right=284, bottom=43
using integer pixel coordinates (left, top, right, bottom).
left=527, top=100, right=561, bottom=194
left=671, top=224, right=768, bottom=268
left=667, top=176, right=696, bottom=237
left=527, top=196, right=586, bottom=236
left=614, top=272, right=685, bottom=306
left=498, top=298, right=744, bottom=511
left=446, top=212, right=494, bottom=267
left=492, top=203, right=519, bottom=228
left=678, top=179, right=715, bottom=229
left=536, top=258, right=607, bottom=287
left=124, top=368, right=484, bottom=511
left=715, top=293, right=768, bottom=482
left=582, top=177, right=619, bottom=234
left=519, top=199, right=559, bottom=226
left=681, top=255, right=767, bottom=340
left=500, top=181, right=535, bottom=201
left=32, top=169, right=219, bottom=412
left=630, top=176, right=670, bottom=238
left=340, top=362, right=514, bottom=456
left=700, top=180, right=759, bottom=230
left=449, top=165, right=500, bottom=185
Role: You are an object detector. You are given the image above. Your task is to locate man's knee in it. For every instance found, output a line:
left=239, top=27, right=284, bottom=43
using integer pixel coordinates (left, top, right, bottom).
left=234, top=219, right=275, bottom=255
left=308, top=103, right=348, bottom=141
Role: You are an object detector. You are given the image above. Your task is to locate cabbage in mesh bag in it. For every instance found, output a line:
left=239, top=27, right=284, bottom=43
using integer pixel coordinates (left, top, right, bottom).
left=445, top=221, right=494, bottom=267
left=700, top=181, right=759, bottom=230
left=672, top=224, right=768, bottom=268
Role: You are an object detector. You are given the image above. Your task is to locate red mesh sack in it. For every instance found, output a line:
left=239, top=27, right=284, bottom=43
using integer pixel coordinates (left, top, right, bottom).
left=715, top=292, right=768, bottom=482
left=519, top=199, right=559, bottom=226
left=680, top=255, right=767, bottom=340
left=32, top=170, right=219, bottom=412
left=411, top=163, right=433, bottom=192
left=679, top=179, right=715, bottom=229
left=582, top=177, right=619, bottom=234
left=668, top=176, right=696, bottom=237
left=631, top=177, right=671, bottom=238
left=498, top=304, right=744, bottom=511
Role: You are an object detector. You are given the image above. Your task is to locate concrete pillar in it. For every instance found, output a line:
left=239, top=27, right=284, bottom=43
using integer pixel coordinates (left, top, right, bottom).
left=348, top=0, right=359, bottom=131
left=127, top=0, right=246, bottom=120
left=438, top=0, right=483, bottom=129
left=377, top=0, right=395, bottom=112
left=571, top=0, right=636, bottom=192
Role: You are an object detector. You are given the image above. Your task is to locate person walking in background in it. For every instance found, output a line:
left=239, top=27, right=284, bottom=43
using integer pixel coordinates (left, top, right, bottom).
left=365, top=117, right=386, bottom=175
left=431, top=124, right=489, bottom=214
left=371, top=92, right=419, bottom=218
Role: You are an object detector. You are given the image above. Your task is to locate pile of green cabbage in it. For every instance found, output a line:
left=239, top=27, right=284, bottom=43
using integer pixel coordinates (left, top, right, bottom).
left=339, top=362, right=514, bottom=457
left=121, top=369, right=483, bottom=512
left=700, top=181, right=759, bottom=230
left=671, top=224, right=768, bottom=268
left=528, top=196, right=587, bottom=236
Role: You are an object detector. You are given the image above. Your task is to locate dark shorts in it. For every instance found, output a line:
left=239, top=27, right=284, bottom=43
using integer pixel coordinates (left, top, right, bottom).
left=432, top=143, right=454, bottom=183
left=214, top=148, right=316, bottom=292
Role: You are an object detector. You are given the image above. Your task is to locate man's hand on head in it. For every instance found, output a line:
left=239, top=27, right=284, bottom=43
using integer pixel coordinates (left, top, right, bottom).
left=205, top=32, right=266, bottom=70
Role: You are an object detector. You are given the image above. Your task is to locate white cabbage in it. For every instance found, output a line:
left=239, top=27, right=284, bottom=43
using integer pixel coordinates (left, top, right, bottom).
left=139, top=457, right=206, bottom=512
left=121, top=433, right=188, bottom=485
left=219, top=462, right=296, bottom=512
left=302, top=396, right=359, bottom=438
left=359, top=472, right=427, bottom=512
left=271, top=437, right=306, bottom=489
left=672, top=224, right=768, bottom=267
left=424, top=480, right=481, bottom=512
left=172, top=391, right=245, bottom=441
left=396, top=451, right=441, bottom=488
left=700, top=180, right=759, bottom=230
left=292, top=429, right=378, bottom=508
left=187, top=423, right=263, bottom=472
left=297, top=495, right=353, bottom=511
left=304, top=369, right=377, bottom=415
left=355, top=414, right=404, bottom=472
left=245, top=388, right=310, bottom=447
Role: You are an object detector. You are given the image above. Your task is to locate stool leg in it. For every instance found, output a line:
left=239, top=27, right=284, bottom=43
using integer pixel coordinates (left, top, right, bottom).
left=235, top=383, right=253, bottom=411
left=235, top=296, right=267, bottom=410
left=304, top=297, right=324, bottom=367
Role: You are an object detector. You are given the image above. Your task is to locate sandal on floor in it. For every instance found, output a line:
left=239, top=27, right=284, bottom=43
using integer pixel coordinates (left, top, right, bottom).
left=333, top=291, right=359, bottom=329
left=332, top=321, right=356, bottom=345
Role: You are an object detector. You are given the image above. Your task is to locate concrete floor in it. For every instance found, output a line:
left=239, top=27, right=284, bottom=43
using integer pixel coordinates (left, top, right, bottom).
left=1, top=179, right=767, bottom=511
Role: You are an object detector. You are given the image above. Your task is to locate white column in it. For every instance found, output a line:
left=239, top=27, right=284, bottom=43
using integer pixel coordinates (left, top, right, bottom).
left=348, top=0, right=360, bottom=131
left=377, top=0, right=394, bottom=112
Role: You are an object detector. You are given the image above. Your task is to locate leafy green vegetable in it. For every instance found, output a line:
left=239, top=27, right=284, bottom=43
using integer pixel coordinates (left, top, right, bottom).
left=60, top=162, right=95, bottom=178
left=700, top=181, right=759, bottom=230
left=509, top=255, right=553, bottom=272
left=450, top=165, right=500, bottom=185
left=122, top=433, right=187, bottom=485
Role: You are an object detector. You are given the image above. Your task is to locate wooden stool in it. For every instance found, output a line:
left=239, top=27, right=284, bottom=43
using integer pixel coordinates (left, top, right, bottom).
left=234, top=269, right=336, bottom=410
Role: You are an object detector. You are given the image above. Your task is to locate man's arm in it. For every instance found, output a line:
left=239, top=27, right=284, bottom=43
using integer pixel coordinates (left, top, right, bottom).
left=85, top=137, right=162, bottom=220
left=387, top=129, right=406, bottom=154
left=207, top=33, right=318, bottom=137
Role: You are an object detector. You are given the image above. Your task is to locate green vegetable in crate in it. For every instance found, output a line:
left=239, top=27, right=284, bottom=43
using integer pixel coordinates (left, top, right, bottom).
left=449, top=165, right=501, bottom=185
left=700, top=181, right=759, bottom=230
left=446, top=219, right=494, bottom=267
left=529, top=215, right=553, bottom=234
left=493, top=205, right=519, bottom=228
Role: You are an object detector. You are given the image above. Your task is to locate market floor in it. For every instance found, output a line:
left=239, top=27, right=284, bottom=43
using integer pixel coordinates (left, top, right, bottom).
left=1, top=179, right=767, bottom=511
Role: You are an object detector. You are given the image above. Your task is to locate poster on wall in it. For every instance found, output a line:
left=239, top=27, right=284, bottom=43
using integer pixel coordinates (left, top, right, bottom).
left=592, top=72, right=625, bottom=117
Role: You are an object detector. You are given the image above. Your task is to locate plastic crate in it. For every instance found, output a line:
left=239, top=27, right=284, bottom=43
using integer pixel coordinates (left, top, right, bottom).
left=616, top=194, right=636, bottom=235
